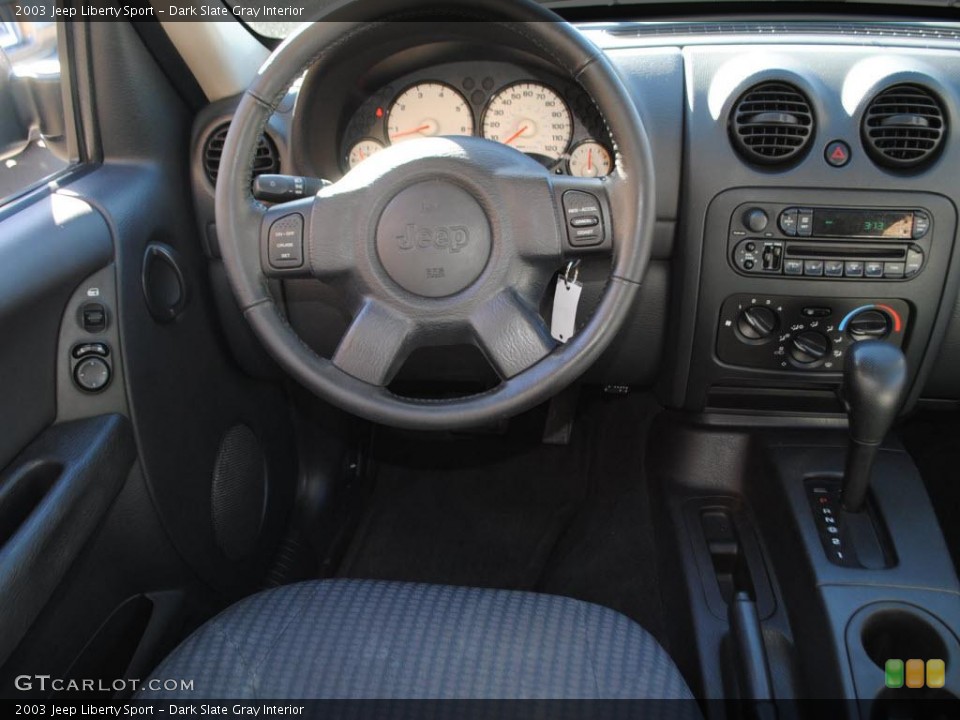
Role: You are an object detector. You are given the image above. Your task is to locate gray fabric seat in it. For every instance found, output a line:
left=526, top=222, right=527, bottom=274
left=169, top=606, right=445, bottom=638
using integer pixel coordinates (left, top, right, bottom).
left=140, top=579, right=695, bottom=700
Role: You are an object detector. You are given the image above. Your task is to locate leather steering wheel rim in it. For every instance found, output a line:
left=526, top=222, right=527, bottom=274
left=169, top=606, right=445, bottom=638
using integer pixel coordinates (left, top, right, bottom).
left=216, top=0, right=656, bottom=430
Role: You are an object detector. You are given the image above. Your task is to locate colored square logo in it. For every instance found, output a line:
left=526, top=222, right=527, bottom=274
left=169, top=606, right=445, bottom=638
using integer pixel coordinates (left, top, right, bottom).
left=927, top=659, right=946, bottom=689
left=906, top=659, right=925, bottom=688
left=885, top=659, right=904, bottom=688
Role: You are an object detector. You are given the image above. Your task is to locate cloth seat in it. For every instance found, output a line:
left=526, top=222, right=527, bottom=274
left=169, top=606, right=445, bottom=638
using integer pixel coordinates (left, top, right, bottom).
left=139, top=579, right=696, bottom=700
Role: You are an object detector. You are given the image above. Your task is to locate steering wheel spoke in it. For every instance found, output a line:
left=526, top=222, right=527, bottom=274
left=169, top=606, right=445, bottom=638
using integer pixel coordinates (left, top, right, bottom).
left=471, top=289, right=557, bottom=380
left=332, top=299, right=416, bottom=386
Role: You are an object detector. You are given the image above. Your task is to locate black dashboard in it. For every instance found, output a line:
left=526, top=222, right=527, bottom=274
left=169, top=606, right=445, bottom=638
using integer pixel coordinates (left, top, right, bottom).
left=190, top=19, right=960, bottom=414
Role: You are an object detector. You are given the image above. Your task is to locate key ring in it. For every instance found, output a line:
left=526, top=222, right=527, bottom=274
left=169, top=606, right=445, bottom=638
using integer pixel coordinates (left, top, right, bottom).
left=563, top=260, right=580, bottom=289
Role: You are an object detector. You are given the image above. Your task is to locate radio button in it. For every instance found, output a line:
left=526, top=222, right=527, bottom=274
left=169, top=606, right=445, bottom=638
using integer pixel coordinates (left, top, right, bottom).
left=845, top=261, right=864, bottom=277
left=905, top=248, right=924, bottom=276
left=797, top=209, right=814, bottom=237
left=779, top=209, right=798, bottom=236
left=804, top=260, right=824, bottom=276
left=865, top=262, right=884, bottom=278
left=784, top=259, right=803, bottom=275
left=824, top=260, right=844, bottom=277
left=884, top=262, right=905, bottom=279
left=913, top=212, right=930, bottom=238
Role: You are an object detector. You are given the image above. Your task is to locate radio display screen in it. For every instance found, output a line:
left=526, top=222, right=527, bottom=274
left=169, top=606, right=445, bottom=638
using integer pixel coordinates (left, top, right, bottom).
left=813, top=209, right=914, bottom=239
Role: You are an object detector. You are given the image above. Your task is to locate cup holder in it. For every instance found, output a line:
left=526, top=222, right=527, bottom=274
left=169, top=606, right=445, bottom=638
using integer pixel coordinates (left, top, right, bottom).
left=861, top=609, right=950, bottom=670
left=846, top=602, right=959, bottom=705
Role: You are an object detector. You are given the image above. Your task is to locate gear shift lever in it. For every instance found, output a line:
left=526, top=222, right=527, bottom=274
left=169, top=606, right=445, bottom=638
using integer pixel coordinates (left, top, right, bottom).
left=841, top=340, right=908, bottom=512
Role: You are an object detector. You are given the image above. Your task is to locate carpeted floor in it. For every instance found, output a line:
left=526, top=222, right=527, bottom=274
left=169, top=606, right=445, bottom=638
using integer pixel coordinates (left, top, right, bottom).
left=335, top=391, right=668, bottom=647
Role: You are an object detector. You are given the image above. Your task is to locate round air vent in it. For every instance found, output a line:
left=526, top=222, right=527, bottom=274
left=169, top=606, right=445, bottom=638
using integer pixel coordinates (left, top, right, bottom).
left=862, top=84, right=946, bottom=170
left=202, top=123, right=280, bottom=185
left=730, top=82, right=815, bottom=166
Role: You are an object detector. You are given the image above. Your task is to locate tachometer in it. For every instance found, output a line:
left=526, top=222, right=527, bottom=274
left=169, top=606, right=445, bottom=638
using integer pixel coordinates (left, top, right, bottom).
left=482, top=82, right=572, bottom=161
left=386, top=82, right=474, bottom=144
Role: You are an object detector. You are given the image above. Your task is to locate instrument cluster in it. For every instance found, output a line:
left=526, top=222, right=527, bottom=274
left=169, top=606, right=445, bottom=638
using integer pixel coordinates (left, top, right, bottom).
left=339, top=61, right=614, bottom=178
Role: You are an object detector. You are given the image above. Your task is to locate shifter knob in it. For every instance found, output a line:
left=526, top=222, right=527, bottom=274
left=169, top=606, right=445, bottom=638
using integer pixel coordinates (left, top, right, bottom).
left=841, top=340, right=908, bottom=511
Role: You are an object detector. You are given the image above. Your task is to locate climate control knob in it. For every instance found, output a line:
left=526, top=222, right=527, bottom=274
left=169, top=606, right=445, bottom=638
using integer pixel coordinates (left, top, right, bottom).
left=789, top=331, right=830, bottom=366
left=737, top=306, right=778, bottom=341
left=847, top=309, right=891, bottom=340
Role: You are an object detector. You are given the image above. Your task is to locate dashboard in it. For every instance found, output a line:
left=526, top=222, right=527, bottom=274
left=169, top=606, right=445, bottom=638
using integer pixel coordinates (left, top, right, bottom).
left=190, top=20, right=960, bottom=413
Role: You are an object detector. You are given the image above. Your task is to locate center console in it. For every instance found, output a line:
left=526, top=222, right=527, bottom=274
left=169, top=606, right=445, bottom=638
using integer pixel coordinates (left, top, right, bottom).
left=658, top=187, right=960, bottom=712
left=685, top=188, right=959, bottom=415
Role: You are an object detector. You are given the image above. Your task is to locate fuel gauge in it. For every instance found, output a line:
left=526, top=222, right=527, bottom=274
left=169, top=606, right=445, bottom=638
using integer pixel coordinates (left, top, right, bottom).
left=347, top=138, right=384, bottom=169
left=568, top=141, right=612, bottom=178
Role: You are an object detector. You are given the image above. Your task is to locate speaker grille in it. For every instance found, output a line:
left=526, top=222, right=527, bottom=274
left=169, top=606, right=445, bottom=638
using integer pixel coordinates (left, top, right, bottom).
left=211, top=424, right=267, bottom=561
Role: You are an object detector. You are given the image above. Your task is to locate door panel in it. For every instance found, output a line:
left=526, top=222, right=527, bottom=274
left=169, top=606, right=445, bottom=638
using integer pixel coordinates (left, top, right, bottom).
left=0, top=191, right=112, bottom=469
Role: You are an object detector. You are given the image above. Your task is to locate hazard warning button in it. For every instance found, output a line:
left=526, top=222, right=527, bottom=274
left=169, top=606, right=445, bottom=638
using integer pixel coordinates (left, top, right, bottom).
left=825, top=140, right=851, bottom=167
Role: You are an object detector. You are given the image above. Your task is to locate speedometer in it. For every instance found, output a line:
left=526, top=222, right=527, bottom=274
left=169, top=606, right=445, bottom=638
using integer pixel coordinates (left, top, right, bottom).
left=386, top=82, right=474, bottom=144
left=482, top=82, right=573, bottom=161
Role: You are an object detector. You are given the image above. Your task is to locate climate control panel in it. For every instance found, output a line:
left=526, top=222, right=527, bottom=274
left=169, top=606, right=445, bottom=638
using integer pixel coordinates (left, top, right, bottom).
left=717, top=295, right=909, bottom=372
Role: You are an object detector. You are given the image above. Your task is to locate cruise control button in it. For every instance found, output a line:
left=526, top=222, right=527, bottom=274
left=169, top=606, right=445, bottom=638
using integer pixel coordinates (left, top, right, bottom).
left=845, top=261, right=864, bottom=277
left=784, top=259, right=803, bottom=275
left=865, top=262, right=884, bottom=278
left=268, top=214, right=304, bottom=269
left=884, top=262, right=905, bottom=278
left=562, top=191, right=605, bottom=247
left=570, top=215, right=600, bottom=228
left=824, top=260, right=844, bottom=277
left=804, top=260, right=824, bottom=276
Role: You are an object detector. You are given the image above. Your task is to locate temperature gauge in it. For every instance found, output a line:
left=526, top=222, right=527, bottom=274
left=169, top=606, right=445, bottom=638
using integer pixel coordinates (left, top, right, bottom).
left=568, top=141, right=612, bottom=178
left=347, top=138, right=384, bottom=168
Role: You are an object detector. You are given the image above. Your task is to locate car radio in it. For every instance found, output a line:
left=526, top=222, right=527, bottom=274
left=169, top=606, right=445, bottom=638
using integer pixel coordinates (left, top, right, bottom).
left=729, top=203, right=931, bottom=281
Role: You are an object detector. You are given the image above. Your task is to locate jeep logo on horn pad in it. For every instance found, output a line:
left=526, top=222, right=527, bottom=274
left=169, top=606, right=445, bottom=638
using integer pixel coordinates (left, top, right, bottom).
left=397, top=224, right=471, bottom=253
left=376, top=181, right=491, bottom=298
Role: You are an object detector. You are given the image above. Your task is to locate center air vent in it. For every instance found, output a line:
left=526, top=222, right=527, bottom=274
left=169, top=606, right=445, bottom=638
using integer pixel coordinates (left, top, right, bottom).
left=862, top=84, right=946, bottom=170
left=730, top=82, right=815, bottom=166
left=202, top=123, right=280, bottom=185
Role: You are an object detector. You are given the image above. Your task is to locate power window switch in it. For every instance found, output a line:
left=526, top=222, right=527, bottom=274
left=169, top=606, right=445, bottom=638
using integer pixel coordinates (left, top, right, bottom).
left=80, top=303, right=107, bottom=332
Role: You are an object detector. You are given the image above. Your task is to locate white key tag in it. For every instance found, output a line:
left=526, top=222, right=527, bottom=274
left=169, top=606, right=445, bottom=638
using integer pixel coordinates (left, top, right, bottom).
left=551, top=261, right=582, bottom=343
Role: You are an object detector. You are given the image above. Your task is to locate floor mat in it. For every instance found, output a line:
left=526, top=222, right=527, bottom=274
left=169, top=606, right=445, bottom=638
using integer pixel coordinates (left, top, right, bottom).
left=336, top=392, right=668, bottom=646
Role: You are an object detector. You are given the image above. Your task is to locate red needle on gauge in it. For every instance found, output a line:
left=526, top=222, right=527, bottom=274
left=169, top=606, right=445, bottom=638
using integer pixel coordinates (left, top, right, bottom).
left=504, top=125, right=528, bottom=145
left=390, top=124, right=431, bottom=139
left=587, top=148, right=593, bottom=171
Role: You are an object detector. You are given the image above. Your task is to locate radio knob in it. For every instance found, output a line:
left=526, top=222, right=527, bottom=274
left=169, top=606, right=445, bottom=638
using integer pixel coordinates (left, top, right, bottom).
left=789, top=331, right=830, bottom=366
left=743, top=208, right=769, bottom=233
left=848, top=309, right=891, bottom=340
left=737, top=306, right=778, bottom=341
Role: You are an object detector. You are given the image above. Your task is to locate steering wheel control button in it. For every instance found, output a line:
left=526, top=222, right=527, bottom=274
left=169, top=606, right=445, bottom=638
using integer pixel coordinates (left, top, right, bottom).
left=376, top=180, right=491, bottom=298
left=825, top=140, right=851, bottom=167
left=562, top=191, right=604, bottom=247
left=74, top=356, right=111, bottom=393
left=72, top=342, right=110, bottom=359
left=267, top=214, right=304, bottom=269
left=79, top=302, right=108, bottom=332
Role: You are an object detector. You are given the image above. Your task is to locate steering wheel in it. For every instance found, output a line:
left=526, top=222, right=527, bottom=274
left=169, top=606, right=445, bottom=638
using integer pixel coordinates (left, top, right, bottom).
left=217, top=0, right=655, bottom=430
